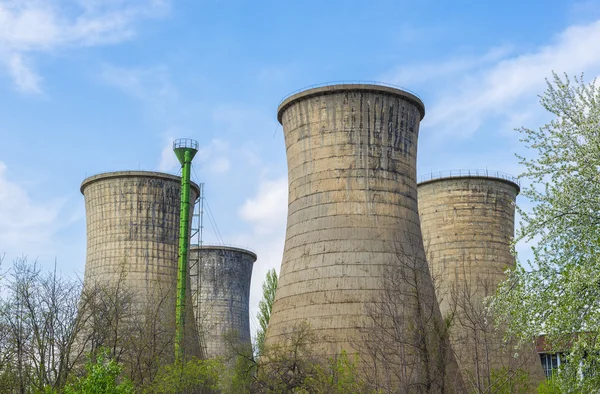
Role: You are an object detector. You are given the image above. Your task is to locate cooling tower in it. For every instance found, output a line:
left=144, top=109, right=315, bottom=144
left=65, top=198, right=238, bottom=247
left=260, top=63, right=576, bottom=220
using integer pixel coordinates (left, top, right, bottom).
left=265, top=84, right=463, bottom=391
left=418, top=173, right=545, bottom=389
left=189, top=245, right=256, bottom=359
left=80, top=171, right=202, bottom=365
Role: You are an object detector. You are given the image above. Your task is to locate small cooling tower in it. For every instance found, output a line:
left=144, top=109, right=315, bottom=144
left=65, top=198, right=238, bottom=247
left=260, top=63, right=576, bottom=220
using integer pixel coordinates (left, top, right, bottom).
left=265, top=84, right=463, bottom=391
left=189, top=245, right=256, bottom=359
left=80, top=171, right=201, bottom=364
left=418, top=173, right=545, bottom=388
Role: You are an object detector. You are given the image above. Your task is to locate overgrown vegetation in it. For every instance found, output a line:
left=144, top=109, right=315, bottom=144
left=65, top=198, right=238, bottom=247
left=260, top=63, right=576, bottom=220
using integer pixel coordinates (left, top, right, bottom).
left=255, top=268, right=277, bottom=357
left=64, top=349, right=134, bottom=394
left=0, top=242, right=536, bottom=393
left=7, top=73, right=599, bottom=391
left=490, top=72, right=600, bottom=392
left=0, top=258, right=373, bottom=393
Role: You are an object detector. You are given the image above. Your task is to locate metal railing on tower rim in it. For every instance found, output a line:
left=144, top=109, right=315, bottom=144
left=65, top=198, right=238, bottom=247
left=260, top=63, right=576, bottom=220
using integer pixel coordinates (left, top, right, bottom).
left=278, top=80, right=422, bottom=105
left=418, top=169, right=520, bottom=186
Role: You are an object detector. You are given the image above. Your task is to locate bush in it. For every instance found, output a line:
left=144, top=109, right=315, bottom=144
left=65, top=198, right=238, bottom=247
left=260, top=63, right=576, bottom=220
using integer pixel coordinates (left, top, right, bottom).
left=144, top=358, right=224, bottom=394
left=64, top=349, right=134, bottom=394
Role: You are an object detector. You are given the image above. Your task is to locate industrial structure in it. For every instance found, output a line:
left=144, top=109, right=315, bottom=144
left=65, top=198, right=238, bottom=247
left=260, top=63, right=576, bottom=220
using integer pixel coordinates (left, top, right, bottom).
left=265, top=83, right=463, bottom=390
left=189, top=245, right=256, bottom=359
left=417, top=172, right=545, bottom=389
left=173, top=138, right=199, bottom=363
left=80, top=171, right=202, bottom=365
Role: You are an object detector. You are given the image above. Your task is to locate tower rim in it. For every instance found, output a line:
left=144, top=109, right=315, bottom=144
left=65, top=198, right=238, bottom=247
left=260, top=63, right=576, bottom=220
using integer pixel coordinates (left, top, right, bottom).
left=190, top=244, right=257, bottom=262
left=80, top=170, right=201, bottom=196
left=277, top=82, right=425, bottom=124
left=418, top=170, right=520, bottom=194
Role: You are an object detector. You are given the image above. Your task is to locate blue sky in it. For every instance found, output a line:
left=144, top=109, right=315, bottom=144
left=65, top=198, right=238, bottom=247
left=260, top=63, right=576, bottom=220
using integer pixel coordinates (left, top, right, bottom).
left=1, top=0, right=600, bottom=332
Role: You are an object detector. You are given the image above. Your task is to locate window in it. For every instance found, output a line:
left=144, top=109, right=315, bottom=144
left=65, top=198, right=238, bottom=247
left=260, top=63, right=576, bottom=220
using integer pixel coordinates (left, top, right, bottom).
left=540, top=353, right=559, bottom=378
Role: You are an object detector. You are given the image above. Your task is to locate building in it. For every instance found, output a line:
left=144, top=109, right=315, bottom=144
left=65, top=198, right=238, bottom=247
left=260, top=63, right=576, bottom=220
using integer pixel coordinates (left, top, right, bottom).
left=418, top=171, right=545, bottom=390
left=265, top=83, right=463, bottom=391
left=189, top=245, right=256, bottom=359
left=79, top=171, right=202, bottom=369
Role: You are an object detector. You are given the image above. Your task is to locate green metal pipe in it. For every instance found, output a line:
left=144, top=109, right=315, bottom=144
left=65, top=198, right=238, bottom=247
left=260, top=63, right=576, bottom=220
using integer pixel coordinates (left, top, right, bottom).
left=174, top=141, right=197, bottom=364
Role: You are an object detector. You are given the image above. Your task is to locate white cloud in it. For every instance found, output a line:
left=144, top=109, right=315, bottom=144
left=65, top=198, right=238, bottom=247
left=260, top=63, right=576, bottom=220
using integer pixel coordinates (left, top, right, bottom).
left=0, top=161, right=66, bottom=258
left=390, top=19, right=600, bottom=138
left=157, top=137, right=232, bottom=176
left=209, top=157, right=230, bottom=174
left=235, top=176, right=289, bottom=338
left=239, top=177, right=288, bottom=236
left=158, top=136, right=178, bottom=172
left=196, top=139, right=231, bottom=176
left=212, top=104, right=279, bottom=137
left=385, top=45, right=513, bottom=86
left=0, top=0, right=169, bottom=93
left=101, top=64, right=177, bottom=102
left=6, top=53, right=41, bottom=93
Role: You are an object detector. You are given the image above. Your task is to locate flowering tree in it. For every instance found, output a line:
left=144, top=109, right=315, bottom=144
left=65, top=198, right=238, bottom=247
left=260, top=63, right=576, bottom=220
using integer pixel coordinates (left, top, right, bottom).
left=490, top=72, right=600, bottom=392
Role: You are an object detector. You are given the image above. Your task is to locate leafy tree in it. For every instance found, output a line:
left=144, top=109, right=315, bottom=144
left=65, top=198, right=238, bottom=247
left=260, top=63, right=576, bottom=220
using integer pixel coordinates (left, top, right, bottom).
left=488, top=367, right=530, bottom=394
left=224, top=355, right=256, bottom=394
left=255, top=269, right=278, bottom=356
left=254, top=321, right=319, bottom=393
left=64, top=348, right=134, bottom=394
left=536, top=374, right=562, bottom=394
left=305, top=350, right=368, bottom=394
left=144, top=358, right=223, bottom=394
left=490, top=72, right=600, bottom=392
left=216, top=330, right=255, bottom=394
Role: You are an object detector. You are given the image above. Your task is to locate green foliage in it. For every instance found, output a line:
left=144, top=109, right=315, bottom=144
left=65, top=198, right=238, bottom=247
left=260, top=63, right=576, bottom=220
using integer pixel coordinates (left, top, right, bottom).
left=253, top=323, right=375, bottom=393
left=489, top=72, right=600, bottom=392
left=227, top=353, right=255, bottom=394
left=304, top=350, right=368, bottom=394
left=216, top=332, right=256, bottom=394
left=64, top=348, right=134, bottom=394
left=255, top=269, right=278, bottom=356
left=144, top=358, right=224, bottom=394
left=537, top=375, right=562, bottom=394
left=489, top=367, right=530, bottom=394
left=254, top=323, right=317, bottom=393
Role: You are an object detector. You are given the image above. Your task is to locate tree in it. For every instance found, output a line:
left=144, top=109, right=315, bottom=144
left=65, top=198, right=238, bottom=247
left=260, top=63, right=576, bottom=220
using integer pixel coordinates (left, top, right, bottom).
left=254, top=322, right=371, bottom=393
left=255, top=269, right=278, bottom=356
left=144, top=358, right=224, bottom=394
left=74, top=261, right=180, bottom=387
left=355, top=235, right=463, bottom=393
left=490, top=72, right=600, bottom=392
left=446, top=267, right=536, bottom=393
left=0, top=257, right=84, bottom=393
left=64, top=348, right=134, bottom=394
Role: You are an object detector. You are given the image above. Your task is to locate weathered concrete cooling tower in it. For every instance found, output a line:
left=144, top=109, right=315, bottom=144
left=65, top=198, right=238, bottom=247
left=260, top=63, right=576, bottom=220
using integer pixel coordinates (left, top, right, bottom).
left=80, top=171, right=201, bottom=364
left=418, top=173, right=545, bottom=389
left=189, top=245, right=256, bottom=359
left=265, top=84, right=463, bottom=391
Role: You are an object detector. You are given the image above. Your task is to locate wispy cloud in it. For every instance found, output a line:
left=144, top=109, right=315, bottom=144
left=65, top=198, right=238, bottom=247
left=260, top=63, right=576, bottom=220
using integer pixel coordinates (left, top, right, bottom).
left=239, top=177, right=288, bottom=236
left=158, top=136, right=178, bottom=172
left=157, top=137, right=232, bottom=176
left=6, top=53, right=42, bottom=93
left=0, top=0, right=169, bottom=93
left=0, top=161, right=69, bottom=260
left=212, top=104, right=279, bottom=137
left=235, top=176, right=288, bottom=337
left=101, top=64, right=177, bottom=102
left=385, top=45, right=513, bottom=86
left=387, top=19, right=600, bottom=138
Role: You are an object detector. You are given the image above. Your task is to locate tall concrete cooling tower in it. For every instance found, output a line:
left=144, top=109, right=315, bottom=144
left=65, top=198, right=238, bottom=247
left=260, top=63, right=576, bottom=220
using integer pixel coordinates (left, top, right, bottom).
left=189, top=245, right=256, bottom=359
left=265, top=84, right=463, bottom=391
left=417, top=172, right=545, bottom=389
left=80, top=171, right=202, bottom=365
